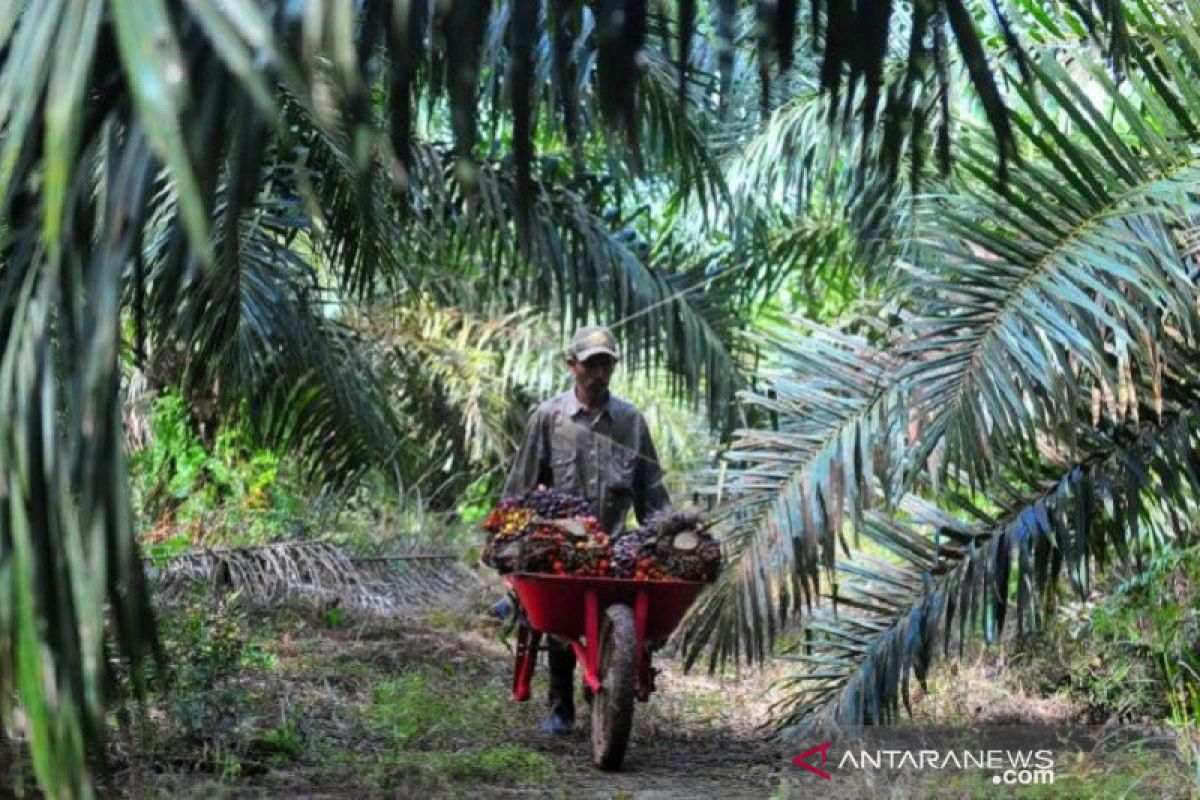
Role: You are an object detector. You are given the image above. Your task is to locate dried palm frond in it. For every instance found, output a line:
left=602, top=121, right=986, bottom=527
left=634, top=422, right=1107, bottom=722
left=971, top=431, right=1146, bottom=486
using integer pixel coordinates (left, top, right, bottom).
left=353, top=556, right=484, bottom=610
left=150, top=542, right=479, bottom=616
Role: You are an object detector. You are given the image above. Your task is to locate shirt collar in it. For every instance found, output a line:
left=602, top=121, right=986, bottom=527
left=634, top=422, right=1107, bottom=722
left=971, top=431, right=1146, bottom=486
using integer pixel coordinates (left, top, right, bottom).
left=564, top=388, right=612, bottom=420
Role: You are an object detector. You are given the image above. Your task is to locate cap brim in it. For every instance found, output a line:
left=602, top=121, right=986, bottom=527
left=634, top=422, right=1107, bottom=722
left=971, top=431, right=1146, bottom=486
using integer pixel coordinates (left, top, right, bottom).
left=573, top=346, right=619, bottom=362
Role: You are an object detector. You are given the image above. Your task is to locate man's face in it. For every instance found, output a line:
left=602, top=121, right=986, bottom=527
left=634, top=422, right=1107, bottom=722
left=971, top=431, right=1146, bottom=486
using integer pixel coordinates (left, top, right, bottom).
left=569, top=353, right=617, bottom=400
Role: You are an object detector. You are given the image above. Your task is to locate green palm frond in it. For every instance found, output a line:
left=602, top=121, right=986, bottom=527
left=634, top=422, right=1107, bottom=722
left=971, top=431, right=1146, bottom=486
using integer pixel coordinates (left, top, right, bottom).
left=0, top=1, right=1153, bottom=795
left=680, top=322, right=908, bottom=669
left=463, top=3, right=730, bottom=208
left=138, top=177, right=405, bottom=490
left=725, top=85, right=834, bottom=211
left=777, top=397, right=1200, bottom=734
left=1, top=50, right=162, bottom=800
left=637, top=44, right=729, bottom=209
left=398, top=141, right=748, bottom=426
left=366, top=303, right=558, bottom=502
left=681, top=0, right=1200, bottom=698
left=278, top=100, right=417, bottom=299
left=902, top=46, right=1200, bottom=491
left=723, top=83, right=913, bottom=301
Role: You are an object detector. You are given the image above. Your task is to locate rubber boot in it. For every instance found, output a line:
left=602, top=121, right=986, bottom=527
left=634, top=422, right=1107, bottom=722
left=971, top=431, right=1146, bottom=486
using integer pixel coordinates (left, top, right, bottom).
left=540, top=638, right=576, bottom=735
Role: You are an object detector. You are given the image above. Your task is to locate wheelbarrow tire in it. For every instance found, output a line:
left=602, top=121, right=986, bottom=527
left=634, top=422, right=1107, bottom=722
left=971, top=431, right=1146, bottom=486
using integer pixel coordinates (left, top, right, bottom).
left=592, top=603, right=636, bottom=770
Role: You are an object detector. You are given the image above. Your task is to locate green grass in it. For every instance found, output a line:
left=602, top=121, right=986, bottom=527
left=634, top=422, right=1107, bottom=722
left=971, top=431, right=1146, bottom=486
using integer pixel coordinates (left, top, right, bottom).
left=256, top=722, right=305, bottom=764
left=323, top=648, right=556, bottom=792
left=365, top=670, right=512, bottom=748
left=329, top=744, right=555, bottom=785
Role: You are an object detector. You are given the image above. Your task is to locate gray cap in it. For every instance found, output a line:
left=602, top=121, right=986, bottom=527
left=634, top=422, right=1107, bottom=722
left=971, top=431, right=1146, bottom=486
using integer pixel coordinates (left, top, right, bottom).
left=568, top=325, right=620, bottom=362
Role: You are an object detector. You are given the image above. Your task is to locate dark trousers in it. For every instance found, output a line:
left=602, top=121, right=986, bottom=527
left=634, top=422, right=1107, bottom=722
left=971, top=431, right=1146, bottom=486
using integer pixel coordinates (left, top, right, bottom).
left=547, top=637, right=576, bottom=719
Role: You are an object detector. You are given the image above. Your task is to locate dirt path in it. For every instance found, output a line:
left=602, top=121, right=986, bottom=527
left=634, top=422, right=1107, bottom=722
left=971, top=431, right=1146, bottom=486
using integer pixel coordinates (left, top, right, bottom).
left=319, top=613, right=796, bottom=799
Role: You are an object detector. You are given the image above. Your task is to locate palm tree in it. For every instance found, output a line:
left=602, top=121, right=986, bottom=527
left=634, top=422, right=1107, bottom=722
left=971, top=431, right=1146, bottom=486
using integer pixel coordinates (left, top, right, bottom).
left=0, top=1, right=737, bottom=793
left=682, top=0, right=1200, bottom=743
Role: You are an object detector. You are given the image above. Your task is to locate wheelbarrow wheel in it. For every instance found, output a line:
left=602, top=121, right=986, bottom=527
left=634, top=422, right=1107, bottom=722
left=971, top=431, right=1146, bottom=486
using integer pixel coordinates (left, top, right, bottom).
left=592, top=603, right=636, bottom=770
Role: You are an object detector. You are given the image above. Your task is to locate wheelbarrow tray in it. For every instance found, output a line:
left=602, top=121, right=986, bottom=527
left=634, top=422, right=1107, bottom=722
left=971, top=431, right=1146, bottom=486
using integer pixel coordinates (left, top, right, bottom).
left=507, top=572, right=705, bottom=641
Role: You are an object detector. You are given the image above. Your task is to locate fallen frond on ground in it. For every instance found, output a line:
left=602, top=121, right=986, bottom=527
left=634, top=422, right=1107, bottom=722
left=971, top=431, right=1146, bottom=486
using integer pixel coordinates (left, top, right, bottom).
left=149, top=541, right=480, bottom=616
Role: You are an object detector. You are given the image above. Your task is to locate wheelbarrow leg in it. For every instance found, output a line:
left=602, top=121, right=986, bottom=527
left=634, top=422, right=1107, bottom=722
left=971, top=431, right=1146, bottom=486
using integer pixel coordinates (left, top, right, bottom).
left=572, top=586, right=603, bottom=695
left=512, top=625, right=541, bottom=701
left=634, top=588, right=651, bottom=701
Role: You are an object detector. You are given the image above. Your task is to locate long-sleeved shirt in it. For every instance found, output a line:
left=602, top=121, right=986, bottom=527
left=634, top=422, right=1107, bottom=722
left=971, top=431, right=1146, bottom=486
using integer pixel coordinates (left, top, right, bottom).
left=503, top=389, right=670, bottom=536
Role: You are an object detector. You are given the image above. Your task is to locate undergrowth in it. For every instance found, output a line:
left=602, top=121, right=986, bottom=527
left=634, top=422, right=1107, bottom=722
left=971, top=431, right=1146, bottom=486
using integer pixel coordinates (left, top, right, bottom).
left=130, top=391, right=485, bottom=559
left=1033, top=543, right=1200, bottom=727
left=101, top=592, right=554, bottom=796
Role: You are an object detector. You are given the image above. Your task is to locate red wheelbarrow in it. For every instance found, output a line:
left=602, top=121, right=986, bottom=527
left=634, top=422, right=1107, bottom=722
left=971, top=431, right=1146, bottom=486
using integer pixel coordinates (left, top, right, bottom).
left=505, top=572, right=706, bottom=770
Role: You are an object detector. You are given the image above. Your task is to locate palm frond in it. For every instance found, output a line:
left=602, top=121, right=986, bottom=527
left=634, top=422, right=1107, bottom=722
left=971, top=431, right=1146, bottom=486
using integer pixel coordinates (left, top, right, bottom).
left=1, top=87, right=161, bottom=800
left=143, top=186, right=405, bottom=491
left=902, top=47, right=1200, bottom=492
left=0, top=1, right=1147, bottom=793
left=679, top=2, right=1200, bottom=685
left=400, top=141, right=748, bottom=427
left=151, top=541, right=481, bottom=615
left=680, top=322, right=908, bottom=669
left=722, top=81, right=913, bottom=299
left=725, top=85, right=834, bottom=211
left=637, top=45, right=730, bottom=210
left=471, top=3, right=730, bottom=210
left=279, top=100, right=417, bottom=299
left=364, top=303, right=557, bottom=502
left=777, top=398, right=1200, bottom=734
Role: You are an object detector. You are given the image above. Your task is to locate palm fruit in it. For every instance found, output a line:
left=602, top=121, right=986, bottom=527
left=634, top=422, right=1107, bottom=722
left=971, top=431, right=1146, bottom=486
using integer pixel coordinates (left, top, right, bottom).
left=481, top=486, right=613, bottom=575
left=612, top=507, right=722, bottom=582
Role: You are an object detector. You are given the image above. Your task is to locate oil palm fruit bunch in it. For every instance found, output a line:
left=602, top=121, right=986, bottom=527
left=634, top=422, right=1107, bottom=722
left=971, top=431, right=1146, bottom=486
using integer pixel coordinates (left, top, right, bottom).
left=559, top=524, right=613, bottom=577
left=480, top=500, right=536, bottom=572
left=504, top=518, right=612, bottom=576
left=611, top=528, right=653, bottom=578
left=612, top=508, right=721, bottom=581
left=481, top=486, right=609, bottom=574
left=611, top=529, right=675, bottom=580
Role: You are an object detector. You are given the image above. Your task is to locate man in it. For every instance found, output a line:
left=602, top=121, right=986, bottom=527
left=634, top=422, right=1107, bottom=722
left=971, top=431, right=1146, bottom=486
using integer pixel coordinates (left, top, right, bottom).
left=501, top=324, right=670, bottom=734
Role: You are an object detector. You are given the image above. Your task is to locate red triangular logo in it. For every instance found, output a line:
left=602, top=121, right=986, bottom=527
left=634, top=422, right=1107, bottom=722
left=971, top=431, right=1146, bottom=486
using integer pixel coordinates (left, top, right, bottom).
left=791, top=741, right=833, bottom=780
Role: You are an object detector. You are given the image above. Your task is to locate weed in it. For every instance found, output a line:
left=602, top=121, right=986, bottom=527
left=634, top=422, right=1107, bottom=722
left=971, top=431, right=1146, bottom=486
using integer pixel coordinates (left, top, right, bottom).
left=442, top=745, right=555, bottom=781
left=1028, top=542, right=1200, bottom=724
left=1163, top=654, right=1200, bottom=794
left=769, top=776, right=793, bottom=799
left=323, top=605, right=345, bottom=630
left=130, top=391, right=323, bottom=548
left=256, top=722, right=305, bottom=764
left=366, top=670, right=510, bottom=749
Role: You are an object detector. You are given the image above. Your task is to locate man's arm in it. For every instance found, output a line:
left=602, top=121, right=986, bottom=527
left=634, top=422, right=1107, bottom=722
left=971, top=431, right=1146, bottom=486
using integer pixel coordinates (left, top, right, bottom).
left=633, top=413, right=670, bottom=525
left=503, top=406, right=552, bottom=499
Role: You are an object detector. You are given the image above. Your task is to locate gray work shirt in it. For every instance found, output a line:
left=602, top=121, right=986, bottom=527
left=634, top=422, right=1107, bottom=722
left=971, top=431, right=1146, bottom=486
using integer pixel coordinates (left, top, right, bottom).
left=503, top=389, right=670, bottom=536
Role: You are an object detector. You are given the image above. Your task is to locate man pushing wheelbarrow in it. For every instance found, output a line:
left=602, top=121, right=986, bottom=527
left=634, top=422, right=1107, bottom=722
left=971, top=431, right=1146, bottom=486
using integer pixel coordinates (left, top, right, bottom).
left=486, top=325, right=720, bottom=770
left=497, top=325, right=671, bottom=736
